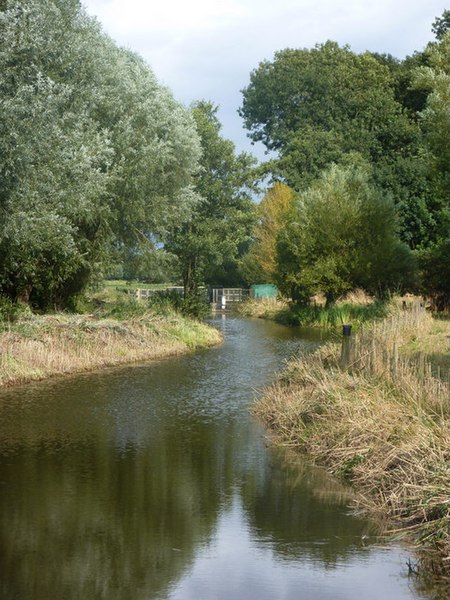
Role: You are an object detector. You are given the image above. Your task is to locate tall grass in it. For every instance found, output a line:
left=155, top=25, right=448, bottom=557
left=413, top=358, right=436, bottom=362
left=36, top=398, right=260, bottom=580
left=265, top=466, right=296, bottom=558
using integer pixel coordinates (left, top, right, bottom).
left=237, top=291, right=387, bottom=328
left=0, top=308, right=222, bottom=387
left=255, top=304, right=450, bottom=583
left=236, top=297, right=288, bottom=319
left=276, top=300, right=387, bottom=327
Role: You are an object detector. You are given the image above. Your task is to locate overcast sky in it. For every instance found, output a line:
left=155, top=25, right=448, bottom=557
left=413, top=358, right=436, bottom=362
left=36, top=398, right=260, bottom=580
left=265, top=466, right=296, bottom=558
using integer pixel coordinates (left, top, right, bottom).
left=82, top=0, right=446, bottom=159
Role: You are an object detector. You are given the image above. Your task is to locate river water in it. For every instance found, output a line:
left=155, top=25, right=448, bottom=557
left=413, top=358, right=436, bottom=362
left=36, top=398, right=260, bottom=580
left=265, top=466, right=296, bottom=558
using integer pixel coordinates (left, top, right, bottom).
left=0, top=317, right=430, bottom=599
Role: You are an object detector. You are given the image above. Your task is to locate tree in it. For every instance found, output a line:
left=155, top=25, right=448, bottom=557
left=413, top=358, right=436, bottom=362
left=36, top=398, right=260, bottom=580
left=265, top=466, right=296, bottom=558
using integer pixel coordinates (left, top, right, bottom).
left=0, top=0, right=201, bottom=308
left=239, top=41, right=444, bottom=251
left=412, top=31, right=450, bottom=306
left=240, top=41, right=414, bottom=188
left=166, top=101, right=257, bottom=301
left=275, top=164, right=415, bottom=305
left=432, top=10, right=450, bottom=40
left=240, top=182, right=294, bottom=284
left=413, top=31, right=450, bottom=202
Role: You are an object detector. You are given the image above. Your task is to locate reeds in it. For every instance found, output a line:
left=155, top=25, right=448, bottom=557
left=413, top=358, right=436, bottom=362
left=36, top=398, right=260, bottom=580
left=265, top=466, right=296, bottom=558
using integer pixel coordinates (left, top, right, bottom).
left=255, top=303, right=450, bottom=582
left=277, top=299, right=388, bottom=327
left=238, top=292, right=387, bottom=328
left=0, top=311, right=222, bottom=387
left=236, top=297, right=288, bottom=318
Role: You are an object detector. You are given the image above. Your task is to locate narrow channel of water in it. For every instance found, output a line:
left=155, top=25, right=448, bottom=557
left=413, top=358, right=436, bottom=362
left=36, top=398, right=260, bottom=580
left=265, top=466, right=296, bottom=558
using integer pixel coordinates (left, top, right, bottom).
left=0, top=317, right=428, bottom=599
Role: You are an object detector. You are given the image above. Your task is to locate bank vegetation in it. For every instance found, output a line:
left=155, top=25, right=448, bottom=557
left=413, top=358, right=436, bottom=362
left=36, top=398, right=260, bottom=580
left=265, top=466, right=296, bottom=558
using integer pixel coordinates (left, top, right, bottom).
left=0, top=301, right=221, bottom=387
left=255, top=304, right=450, bottom=584
left=237, top=290, right=389, bottom=328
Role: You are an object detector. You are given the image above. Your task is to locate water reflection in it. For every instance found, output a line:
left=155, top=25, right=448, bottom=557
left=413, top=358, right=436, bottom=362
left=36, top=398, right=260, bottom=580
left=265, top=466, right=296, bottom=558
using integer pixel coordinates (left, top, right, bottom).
left=0, top=318, right=426, bottom=599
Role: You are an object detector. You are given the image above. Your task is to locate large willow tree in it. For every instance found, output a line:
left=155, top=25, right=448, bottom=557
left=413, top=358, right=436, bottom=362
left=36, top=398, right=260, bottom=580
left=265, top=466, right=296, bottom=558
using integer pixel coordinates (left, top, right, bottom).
left=0, top=0, right=201, bottom=308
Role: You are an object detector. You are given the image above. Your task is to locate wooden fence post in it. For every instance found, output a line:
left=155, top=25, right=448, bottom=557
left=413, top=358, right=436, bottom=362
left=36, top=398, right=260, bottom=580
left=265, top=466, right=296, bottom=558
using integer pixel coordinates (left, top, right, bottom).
left=340, top=324, right=352, bottom=370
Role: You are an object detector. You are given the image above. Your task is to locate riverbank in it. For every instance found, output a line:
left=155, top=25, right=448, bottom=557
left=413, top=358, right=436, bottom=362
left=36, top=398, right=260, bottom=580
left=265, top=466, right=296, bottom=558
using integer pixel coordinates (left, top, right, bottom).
left=255, top=305, right=450, bottom=584
left=0, top=308, right=222, bottom=387
left=237, top=292, right=387, bottom=328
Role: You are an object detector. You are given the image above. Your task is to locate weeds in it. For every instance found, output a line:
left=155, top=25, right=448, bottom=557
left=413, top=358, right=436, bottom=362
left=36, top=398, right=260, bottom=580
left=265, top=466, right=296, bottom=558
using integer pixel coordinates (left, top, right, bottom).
left=237, top=291, right=387, bottom=329
left=276, top=300, right=387, bottom=328
left=0, top=308, right=221, bottom=387
left=255, top=304, right=450, bottom=584
left=236, top=297, right=288, bottom=319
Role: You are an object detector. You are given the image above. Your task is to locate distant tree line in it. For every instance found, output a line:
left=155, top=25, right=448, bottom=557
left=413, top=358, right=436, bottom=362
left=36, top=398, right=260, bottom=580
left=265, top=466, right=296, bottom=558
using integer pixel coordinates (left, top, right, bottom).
left=239, top=11, right=450, bottom=308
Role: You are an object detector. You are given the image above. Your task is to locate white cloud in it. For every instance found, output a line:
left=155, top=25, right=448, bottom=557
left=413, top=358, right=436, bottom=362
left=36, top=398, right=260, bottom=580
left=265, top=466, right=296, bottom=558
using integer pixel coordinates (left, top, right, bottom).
left=87, top=0, right=247, bottom=36
left=82, top=0, right=446, bottom=156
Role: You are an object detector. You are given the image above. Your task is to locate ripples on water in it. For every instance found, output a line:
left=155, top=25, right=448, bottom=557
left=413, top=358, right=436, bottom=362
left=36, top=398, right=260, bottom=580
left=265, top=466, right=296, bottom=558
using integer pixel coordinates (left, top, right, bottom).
left=0, top=317, right=428, bottom=599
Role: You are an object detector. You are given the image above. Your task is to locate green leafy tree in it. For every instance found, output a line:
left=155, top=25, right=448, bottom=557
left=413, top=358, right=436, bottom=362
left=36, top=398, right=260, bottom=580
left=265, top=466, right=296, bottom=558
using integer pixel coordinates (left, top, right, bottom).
left=413, top=31, right=450, bottom=201
left=166, top=101, right=257, bottom=300
left=276, top=164, right=416, bottom=305
left=239, top=41, right=444, bottom=250
left=240, top=41, right=414, bottom=187
left=432, top=10, right=450, bottom=40
left=412, top=31, right=450, bottom=306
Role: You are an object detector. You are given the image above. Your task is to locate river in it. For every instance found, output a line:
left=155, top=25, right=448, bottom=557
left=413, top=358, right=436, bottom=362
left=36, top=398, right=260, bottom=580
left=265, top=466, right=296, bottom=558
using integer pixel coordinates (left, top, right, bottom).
left=0, top=317, right=429, bottom=599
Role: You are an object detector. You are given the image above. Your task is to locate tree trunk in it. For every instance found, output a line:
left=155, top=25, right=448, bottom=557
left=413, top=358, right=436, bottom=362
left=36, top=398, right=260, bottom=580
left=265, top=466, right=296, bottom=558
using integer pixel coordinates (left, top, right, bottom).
left=183, top=256, right=197, bottom=300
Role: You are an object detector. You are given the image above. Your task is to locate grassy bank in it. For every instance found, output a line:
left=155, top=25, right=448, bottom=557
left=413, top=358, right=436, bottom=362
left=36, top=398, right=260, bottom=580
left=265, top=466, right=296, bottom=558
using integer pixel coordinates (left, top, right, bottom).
left=0, top=303, right=221, bottom=387
left=255, top=305, right=450, bottom=584
left=237, top=291, right=387, bottom=328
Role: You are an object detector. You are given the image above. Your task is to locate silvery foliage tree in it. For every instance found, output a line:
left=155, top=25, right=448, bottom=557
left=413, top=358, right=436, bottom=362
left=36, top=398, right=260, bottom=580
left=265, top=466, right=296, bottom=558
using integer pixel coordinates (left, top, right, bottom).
left=0, top=0, right=200, bottom=308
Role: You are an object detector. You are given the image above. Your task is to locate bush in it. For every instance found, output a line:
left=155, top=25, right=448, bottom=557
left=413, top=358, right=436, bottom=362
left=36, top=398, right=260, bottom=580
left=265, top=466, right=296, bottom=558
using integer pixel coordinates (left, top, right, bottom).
left=0, top=296, right=27, bottom=324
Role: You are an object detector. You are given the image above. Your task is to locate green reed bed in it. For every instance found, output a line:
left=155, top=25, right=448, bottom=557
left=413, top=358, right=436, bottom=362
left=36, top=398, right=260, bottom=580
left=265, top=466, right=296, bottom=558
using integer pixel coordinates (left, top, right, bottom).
left=275, top=300, right=388, bottom=328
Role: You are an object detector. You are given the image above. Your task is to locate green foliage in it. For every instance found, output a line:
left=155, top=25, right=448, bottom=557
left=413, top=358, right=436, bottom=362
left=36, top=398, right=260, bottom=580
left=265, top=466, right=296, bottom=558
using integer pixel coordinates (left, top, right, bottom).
left=239, top=40, right=444, bottom=252
left=275, top=164, right=416, bottom=305
left=413, top=32, right=450, bottom=203
left=240, top=182, right=295, bottom=284
left=100, top=297, right=152, bottom=321
left=121, top=247, right=179, bottom=284
left=0, top=296, right=28, bottom=324
left=411, top=31, right=450, bottom=305
left=146, top=290, right=184, bottom=314
left=418, top=239, right=450, bottom=310
left=166, top=101, right=257, bottom=299
left=240, top=41, right=414, bottom=187
left=178, top=290, right=210, bottom=319
left=145, top=289, right=210, bottom=319
left=0, top=0, right=200, bottom=309
left=276, top=300, right=387, bottom=328
left=432, top=10, right=450, bottom=40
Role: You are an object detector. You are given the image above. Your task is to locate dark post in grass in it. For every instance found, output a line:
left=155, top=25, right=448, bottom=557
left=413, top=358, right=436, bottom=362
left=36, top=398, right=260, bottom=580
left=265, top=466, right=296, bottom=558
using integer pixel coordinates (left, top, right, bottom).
left=340, top=324, right=352, bottom=369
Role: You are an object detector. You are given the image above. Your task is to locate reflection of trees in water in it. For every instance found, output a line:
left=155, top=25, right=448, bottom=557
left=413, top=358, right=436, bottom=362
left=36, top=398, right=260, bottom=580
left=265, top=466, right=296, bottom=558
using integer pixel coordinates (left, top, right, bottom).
left=0, top=334, right=385, bottom=599
left=0, top=416, right=238, bottom=600
left=0, top=394, right=383, bottom=600
left=240, top=447, right=378, bottom=568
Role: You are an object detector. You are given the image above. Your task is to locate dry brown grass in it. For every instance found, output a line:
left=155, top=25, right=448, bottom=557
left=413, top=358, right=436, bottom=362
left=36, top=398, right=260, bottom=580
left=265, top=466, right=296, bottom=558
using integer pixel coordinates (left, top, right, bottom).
left=337, top=288, right=374, bottom=305
left=236, top=297, right=288, bottom=318
left=0, top=312, right=222, bottom=387
left=255, top=304, right=450, bottom=582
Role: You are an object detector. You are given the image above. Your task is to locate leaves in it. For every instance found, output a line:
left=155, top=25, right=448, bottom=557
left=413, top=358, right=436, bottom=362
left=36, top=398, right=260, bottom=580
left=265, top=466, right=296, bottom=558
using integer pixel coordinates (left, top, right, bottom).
left=0, top=0, right=200, bottom=308
left=240, top=182, right=294, bottom=283
left=275, top=164, right=416, bottom=304
left=166, top=101, right=257, bottom=295
left=240, top=41, right=413, bottom=189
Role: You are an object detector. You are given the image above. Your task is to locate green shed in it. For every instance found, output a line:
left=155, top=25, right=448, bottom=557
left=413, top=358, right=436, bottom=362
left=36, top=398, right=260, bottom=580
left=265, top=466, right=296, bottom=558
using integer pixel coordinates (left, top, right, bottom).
left=251, top=284, right=278, bottom=299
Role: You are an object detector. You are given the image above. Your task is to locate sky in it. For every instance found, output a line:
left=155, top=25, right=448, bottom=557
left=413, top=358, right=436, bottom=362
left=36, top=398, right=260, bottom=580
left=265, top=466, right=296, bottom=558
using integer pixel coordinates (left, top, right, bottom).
left=82, top=0, right=447, bottom=160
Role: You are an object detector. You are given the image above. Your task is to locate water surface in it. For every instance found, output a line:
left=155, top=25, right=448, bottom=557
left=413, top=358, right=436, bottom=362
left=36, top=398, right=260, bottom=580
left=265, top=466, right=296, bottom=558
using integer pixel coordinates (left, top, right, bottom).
left=0, top=317, right=427, bottom=599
